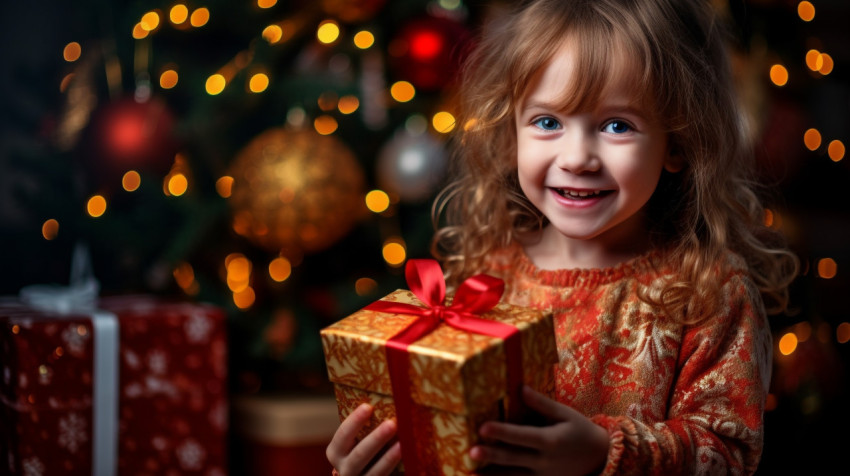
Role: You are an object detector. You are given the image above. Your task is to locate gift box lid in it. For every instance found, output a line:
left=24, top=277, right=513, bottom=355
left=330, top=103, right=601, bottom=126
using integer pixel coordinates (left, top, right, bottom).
left=320, top=289, right=556, bottom=416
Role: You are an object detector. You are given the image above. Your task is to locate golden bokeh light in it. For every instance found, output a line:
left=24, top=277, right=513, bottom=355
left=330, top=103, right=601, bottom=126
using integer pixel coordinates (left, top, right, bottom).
left=258, top=0, right=277, bottom=8
left=170, top=4, right=189, bottom=24
left=803, top=128, right=821, bottom=151
left=167, top=173, right=189, bottom=196
left=837, top=322, right=850, bottom=344
left=778, top=332, right=798, bottom=356
left=160, top=69, right=179, bottom=89
left=269, top=257, right=292, bottom=282
left=87, top=195, right=107, bottom=217
left=317, top=20, right=340, bottom=44
left=216, top=176, right=234, bottom=198
left=382, top=240, right=406, bottom=266
left=63, top=42, right=81, bottom=62
left=206, top=74, right=226, bottom=95
left=140, top=11, right=161, bottom=31
left=233, top=287, right=256, bottom=309
left=819, top=53, right=834, bottom=75
left=365, top=190, right=390, bottom=213
left=354, top=30, right=375, bottom=49
left=190, top=7, right=210, bottom=27
left=122, top=170, right=141, bottom=191
left=314, top=115, right=338, bottom=135
left=355, top=277, right=378, bottom=296
left=805, top=49, right=822, bottom=71
left=828, top=140, right=845, bottom=162
left=769, top=64, right=788, bottom=86
left=797, top=1, right=815, bottom=22
left=763, top=208, right=774, bottom=228
left=432, top=111, right=456, bottom=133
left=794, top=321, right=812, bottom=343
left=249, top=73, right=270, bottom=93
left=338, top=95, right=360, bottom=114
left=42, top=219, right=59, bottom=240
left=60, top=73, right=75, bottom=93
left=817, top=257, right=837, bottom=279
left=263, top=25, right=283, bottom=44
left=133, top=23, right=149, bottom=39
left=390, top=81, right=415, bottom=102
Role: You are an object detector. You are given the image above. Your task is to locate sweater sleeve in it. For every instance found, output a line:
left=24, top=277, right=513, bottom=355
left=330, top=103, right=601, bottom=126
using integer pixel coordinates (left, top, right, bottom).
left=590, top=273, right=773, bottom=476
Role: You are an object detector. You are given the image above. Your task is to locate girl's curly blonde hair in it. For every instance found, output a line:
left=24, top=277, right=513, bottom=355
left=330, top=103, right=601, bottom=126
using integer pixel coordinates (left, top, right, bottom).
left=432, top=0, right=798, bottom=323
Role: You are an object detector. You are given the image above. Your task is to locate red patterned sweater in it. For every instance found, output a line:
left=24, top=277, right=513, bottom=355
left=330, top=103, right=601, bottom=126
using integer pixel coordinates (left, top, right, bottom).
left=483, top=243, right=772, bottom=475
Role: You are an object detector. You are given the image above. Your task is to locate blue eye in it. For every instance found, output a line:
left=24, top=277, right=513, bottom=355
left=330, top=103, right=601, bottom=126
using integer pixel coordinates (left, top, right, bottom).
left=603, top=120, right=631, bottom=134
left=533, top=117, right=561, bottom=131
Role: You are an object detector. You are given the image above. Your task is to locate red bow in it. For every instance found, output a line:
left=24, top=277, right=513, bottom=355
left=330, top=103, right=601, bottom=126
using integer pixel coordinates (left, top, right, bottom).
left=366, top=259, right=523, bottom=475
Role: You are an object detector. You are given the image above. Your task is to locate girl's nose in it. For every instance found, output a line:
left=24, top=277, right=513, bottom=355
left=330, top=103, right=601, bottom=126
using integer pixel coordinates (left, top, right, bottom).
left=555, top=132, right=600, bottom=174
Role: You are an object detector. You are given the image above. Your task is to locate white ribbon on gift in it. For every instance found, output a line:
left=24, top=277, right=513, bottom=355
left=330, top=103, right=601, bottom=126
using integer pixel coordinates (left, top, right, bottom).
left=19, top=244, right=118, bottom=476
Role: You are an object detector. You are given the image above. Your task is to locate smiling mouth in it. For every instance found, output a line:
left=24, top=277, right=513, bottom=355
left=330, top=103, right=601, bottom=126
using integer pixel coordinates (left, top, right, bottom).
left=551, top=188, right=612, bottom=199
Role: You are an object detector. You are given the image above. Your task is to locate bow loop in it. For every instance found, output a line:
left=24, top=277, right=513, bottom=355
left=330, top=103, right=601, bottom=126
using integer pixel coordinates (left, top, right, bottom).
left=405, top=259, right=446, bottom=308
left=450, top=274, right=505, bottom=315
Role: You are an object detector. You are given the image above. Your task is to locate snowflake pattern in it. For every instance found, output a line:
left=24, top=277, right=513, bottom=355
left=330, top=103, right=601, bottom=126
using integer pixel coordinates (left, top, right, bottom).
left=61, top=324, right=89, bottom=356
left=184, top=312, right=212, bottom=344
left=22, top=457, right=44, bottom=476
left=176, top=438, right=206, bottom=471
left=58, top=412, right=88, bottom=454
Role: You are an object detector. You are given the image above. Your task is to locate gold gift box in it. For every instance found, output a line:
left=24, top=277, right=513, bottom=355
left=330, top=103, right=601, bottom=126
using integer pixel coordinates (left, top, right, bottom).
left=320, top=289, right=557, bottom=474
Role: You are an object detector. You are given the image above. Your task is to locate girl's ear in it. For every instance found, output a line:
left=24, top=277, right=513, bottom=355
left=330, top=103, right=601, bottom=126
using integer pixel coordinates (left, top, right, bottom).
left=664, top=150, right=684, bottom=173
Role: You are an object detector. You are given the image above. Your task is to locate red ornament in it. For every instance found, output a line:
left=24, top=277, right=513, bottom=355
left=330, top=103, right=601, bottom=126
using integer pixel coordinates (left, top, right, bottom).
left=390, top=16, right=470, bottom=91
left=81, top=95, right=178, bottom=189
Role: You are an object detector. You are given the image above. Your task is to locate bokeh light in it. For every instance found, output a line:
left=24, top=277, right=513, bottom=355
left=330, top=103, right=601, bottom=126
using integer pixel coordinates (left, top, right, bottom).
left=269, top=257, right=292, bottom=282
left=769, top=64, right=788, bottom=86
left=258, top=0, right=277, bottom=8
left=190, top=7, right=210, bottom=27
left=338, top=95, right=359, bottom=114
left=249, top=73, right=270, bottom=93
left=63, top=42, right=81, bottom=62
left=432, top=111, right=456, bottom=133
left=206, top=74, right=226, bottom=95
left=170, top=4, right=189, bottom=24
left=382, top=240, right=406, bottom=266
left=390, top=81, right=415, bottom=102
left=133, top=23, right=149, bottom=39
left=365, top=190, right=390, bottom=213
left=354, top=31, right=375, bottom=49
left=818, top=53, right=834, bottom=75
left=216, top=176, right=234, bottom=198
left=778, top=332, right=798, bottom=356
left=803, top=128, right=821, bottom=151
left=233, top=287, right=256, bottom=309
left=314, top=115, right=338, bottom=135
left=140, top=11, right=161, bottom=31
left=263, top=25, right=283, bottom=44
left=122, top=171, right=141, bottom=191
left=837, top=322, right=850, bottom=344
left=817, top=258, right=837, bottom=279
left=87, top=195, right=107, bottom=217
left=42, top=219, right=59, bottom=240
left=160, top=69, right=179, bottom=89
left=355, top=277, right=378, bottom=296
left=805, top=49, right=822, bottom=71
left=797, top=1, right=815, bottom=22
left=317, top=20, right=340, bottom=44
left=828, top=140, right=845, bottom=162
left=167, top=174, right=188, bottom=196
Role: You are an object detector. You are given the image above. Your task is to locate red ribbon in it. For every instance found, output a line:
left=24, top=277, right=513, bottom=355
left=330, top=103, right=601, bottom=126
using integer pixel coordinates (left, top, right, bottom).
left=366, top=259, right=523, bottom=475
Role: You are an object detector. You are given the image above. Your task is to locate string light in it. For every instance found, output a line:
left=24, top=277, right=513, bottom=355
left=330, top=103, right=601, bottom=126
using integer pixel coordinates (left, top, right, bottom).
left=206, top=74, right=226, bottom=95
left=817, top=258, right=837, bottom=279
left=778, top=332, right=798, bottom=356
left=365, top=190, right=390, bottom=213
left=803, top=128, right=821, bottom=151
left=216, top=176, right=234, bottom=198
left=818, top=53, right=834, bottom=75
left=190, top=8, right=210, bottom=27
left=354, top=31, right=375, bottom=49
left=338, top=95, right=360, bottom=114
left=263, top=25, right=283, bottom=44
left=382, top=239, right=407, bottom=266
left=269, top=257, right=292, bottom=282
left=160, top=69, right=179, bottom=89
left=432, top=111, right=456, bottom=133
left=257, top=0, right=277, bottom=8
left=170, top=4, right=189, bottom=24
left=769, top=64, right=788, bottom=86
left=827, top=140, right=845, bottom=162
left=122, top=171, right=141, bottom=191
left=317, top=20, right=340, bottom=44
left=797, top=1, right=815, bottom=22
left=140, top=11, right=161, bottom=32
left=63, top=42, right=81, bottom=62
left=87, top=195, right=107, bottom=217
left=838, top=323, right=850, bottom=344
left=249, top=73, right=270, bottom=93
left=355, top=278, right=378, bottom=296
left=42, top=219, right=59, bottom=240
left=314, top=115, right=338, bottom=135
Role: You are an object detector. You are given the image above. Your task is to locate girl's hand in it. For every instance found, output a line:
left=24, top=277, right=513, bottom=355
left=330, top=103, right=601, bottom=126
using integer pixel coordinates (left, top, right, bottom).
left=470, top=386, right=609, bottom=476
left=326, top=403, right=402, bottom=476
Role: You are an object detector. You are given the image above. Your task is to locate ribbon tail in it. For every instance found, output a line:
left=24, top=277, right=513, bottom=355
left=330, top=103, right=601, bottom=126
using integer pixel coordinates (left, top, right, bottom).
left=502, top=331, right=524, bottom=422
left=386, top=341, right=421, bottom=476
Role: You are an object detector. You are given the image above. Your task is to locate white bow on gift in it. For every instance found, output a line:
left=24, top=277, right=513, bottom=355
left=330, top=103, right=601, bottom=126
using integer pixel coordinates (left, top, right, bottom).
left=19, top=243, right=119, bottom=476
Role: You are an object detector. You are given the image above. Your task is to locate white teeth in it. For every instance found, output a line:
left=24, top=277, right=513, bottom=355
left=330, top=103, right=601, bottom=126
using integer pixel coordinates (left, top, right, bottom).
left=557, top=189, right=601, bottom=198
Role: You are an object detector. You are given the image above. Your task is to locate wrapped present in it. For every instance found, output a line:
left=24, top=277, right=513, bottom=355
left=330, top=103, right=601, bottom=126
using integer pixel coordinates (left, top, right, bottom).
left=1, top=293, right=228, bottom=475
left=233, top=395, right=338, bottom=476
left=320, top=260, right=557, bottom=475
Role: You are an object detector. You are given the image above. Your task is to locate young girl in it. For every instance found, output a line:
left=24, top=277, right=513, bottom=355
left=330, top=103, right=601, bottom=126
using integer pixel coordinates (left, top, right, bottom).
left=326, top=0, right=798, bottom=474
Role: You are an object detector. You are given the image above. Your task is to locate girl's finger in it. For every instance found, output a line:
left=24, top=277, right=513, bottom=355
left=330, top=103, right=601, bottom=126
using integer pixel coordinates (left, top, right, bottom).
left=342, top=419, right=398, bottom=475
left=479, top=421, right=546, bottom=449
left=521, top=385, right=572, bottom=421
left=328, top=403, right=373, bottom=463
left=364, top=441, right=402, bottom=476
left=470, top=443, right=540, bottom=471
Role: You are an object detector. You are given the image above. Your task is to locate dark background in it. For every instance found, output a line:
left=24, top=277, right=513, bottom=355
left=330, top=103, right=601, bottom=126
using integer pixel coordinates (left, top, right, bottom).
left=1, top=0, right=848, bottom=473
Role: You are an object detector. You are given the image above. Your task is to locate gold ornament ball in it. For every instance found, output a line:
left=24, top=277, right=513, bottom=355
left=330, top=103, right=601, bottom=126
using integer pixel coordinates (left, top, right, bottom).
left=228, top=127, right=366, bottom=256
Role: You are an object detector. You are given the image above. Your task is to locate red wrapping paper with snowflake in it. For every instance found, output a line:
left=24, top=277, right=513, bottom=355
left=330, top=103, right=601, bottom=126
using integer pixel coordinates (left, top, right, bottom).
left=1, top=295, right=228, bottom=475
